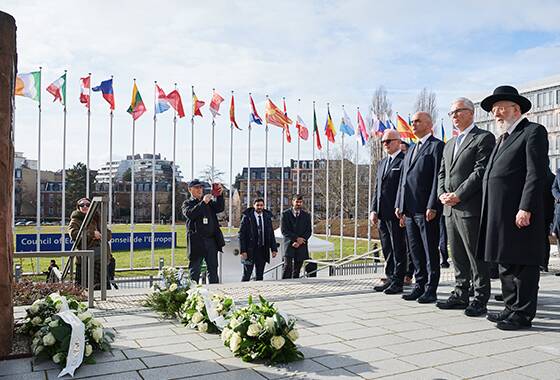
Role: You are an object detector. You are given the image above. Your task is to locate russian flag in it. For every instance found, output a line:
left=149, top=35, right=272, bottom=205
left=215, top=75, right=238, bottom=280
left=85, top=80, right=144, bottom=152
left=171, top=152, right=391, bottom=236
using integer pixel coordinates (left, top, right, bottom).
left=92, top=78, right=115, bottom=110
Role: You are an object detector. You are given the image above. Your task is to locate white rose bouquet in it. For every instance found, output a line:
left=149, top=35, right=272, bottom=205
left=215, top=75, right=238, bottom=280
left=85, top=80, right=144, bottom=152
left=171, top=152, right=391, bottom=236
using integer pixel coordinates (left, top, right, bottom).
left=180, top=288, right=234, bottom=333
left=221, top=295, right=303, bottom=364
left=19, top=293, right=86, bottom=336
left=144, top=266, right=192, bottom=318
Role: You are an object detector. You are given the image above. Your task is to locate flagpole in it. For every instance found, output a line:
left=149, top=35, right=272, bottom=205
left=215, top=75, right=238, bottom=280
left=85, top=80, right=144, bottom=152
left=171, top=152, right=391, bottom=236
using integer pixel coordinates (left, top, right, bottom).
left=247, top=93, right=252, bottom=208
left=340, top=105, right=345, bottom=260
left=297, top=98, right=301, bottom=194
left=367, top=121, right=373, bottom=252
left=280, top=97, right=286, bottom=216
left=311, top=101, right=316, bottom=235
left=326, top=103, right=330, bottom=240
left=228, top=90, right=234, bottom=234
left=211, top=88, right=216, bottom=182
left=171, top=83, right=178, bottom=266
left=108, top=75, right=114, bottom=228
left=86, top=73, right=91, bottom=198
left=264, top=95, right=269, bottom=209
left=354, top=107, right=360, bottom=256
left=151, top=81, right=157, bottom=268
left=130, top=80, right=136, bottom=269
left=191, top=86, right=195, bottom=179
left=36, top=66, right=42, bottom=263
left=61, top=70, right=67, bottom=262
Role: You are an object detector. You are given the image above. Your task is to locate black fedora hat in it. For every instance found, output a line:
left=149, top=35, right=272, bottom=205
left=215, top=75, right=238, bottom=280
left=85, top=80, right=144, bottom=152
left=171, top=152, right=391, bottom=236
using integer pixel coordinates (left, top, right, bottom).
left=481, top=85, right=531, bottom=114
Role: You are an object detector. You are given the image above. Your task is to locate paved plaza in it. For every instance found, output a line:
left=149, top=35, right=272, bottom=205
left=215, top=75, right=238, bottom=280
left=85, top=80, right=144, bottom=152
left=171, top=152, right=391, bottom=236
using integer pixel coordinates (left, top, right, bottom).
left=3, top=263, right=560, bottom=380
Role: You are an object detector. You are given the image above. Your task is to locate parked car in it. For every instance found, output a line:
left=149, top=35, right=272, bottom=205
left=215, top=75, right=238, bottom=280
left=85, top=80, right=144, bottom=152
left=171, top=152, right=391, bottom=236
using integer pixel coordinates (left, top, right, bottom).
left=25, top=221, right=35, bottom=226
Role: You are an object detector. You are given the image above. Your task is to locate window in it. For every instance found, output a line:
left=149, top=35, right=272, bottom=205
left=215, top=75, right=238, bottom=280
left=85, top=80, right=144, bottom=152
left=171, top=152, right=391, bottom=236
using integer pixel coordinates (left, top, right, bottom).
left=537, top=93, right=543, bottom=108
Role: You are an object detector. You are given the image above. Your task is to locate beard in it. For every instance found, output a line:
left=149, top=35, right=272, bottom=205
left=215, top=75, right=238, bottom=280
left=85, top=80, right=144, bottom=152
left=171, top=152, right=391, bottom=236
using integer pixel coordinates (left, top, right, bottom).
left=495, top=114, right=518, bottom=134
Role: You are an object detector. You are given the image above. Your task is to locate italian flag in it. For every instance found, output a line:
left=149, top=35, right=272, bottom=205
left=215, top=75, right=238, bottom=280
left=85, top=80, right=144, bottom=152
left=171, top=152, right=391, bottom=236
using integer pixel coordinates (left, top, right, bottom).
left=15, top=71, right=41, bottom=102
left=46, top=73, right=66, bottom=105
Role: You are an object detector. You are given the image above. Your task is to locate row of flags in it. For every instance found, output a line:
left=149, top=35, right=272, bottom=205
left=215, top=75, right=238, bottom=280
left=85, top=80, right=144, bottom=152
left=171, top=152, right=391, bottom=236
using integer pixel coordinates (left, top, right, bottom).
left=15, top=70, right=456, bottom=148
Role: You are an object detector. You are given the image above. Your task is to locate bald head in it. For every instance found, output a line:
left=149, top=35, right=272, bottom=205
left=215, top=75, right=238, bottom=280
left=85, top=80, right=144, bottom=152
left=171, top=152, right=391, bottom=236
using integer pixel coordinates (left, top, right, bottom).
left=381, top=129, right=401, bottom=155
left=411, top=112, right=433, bottom=139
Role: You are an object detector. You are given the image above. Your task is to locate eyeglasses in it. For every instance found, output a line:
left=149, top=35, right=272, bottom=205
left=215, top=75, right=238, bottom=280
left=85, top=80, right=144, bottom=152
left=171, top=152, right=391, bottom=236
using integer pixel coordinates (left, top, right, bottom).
left=381, top=139, right=398, bottom=144
left=491, top=104, right=517, bottom=114
left=78, top=203, right=90, bottom=208
left=447, top=108, right=471, bottom=117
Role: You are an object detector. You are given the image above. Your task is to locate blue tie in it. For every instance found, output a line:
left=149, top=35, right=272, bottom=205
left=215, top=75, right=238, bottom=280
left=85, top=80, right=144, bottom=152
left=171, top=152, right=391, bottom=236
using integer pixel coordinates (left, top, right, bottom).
left=453, top=134, right=464, bottom=159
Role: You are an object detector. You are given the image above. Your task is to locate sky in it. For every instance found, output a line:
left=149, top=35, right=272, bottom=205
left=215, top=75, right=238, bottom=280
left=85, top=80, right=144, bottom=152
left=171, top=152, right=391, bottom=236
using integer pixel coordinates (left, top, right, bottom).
left=5, top=0, right=560, bottom=183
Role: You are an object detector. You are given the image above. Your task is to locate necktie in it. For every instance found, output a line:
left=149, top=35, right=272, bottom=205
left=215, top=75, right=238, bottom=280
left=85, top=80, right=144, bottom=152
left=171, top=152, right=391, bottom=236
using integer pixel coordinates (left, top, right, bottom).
left=257, top=215, right=263, bottom=247
left=453, top=134, right=465, bottom=160
left=383, top=157, right=392, bottom=176
left=497, top=132, right=510, bottom=150
left=412, top=141, right=422, bottom=161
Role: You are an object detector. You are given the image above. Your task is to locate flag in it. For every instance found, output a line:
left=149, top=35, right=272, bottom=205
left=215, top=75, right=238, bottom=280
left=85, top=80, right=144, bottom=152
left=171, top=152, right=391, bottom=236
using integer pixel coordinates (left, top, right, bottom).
left=265, top=98, right=292, bottom=128
left=357, top=110, right=370, bottom=146
left=15, top=71, right=41, bottom=102
left=92, top=78, right=115, bottom=110
left=388, top=119, right=397, bottom=130
left=209, top=91, right=225, bottom=117
left=192, top=90, right=204, bottom=117
left=440, top=121, right=447, bottom=143
left=295, top=115, right=309, bottom=140
left=46, top=73, right=66, bottom=105
left=283, top=99, right=292, bottom=143
left=127, top=82, right=146, bottom=121
left=167, top=89, right=185, bottom=118
left=452, top=127, right=460, bottom=137
left=313, top=107, right=322, bottom=150
left=396, top=115, right=416, bottom=141
left=376, top=119, right=388, bottom=137
left=155, top=84, right=170, bottom=114
left=340, top=109, right=355, bottom=136
left=229, top=94, right=241, bottom=130
left=249, top=95, right=262, bottom=125
left=80, top=75, right=90, bottom=108
left=324, top=109, right=336, bottom=143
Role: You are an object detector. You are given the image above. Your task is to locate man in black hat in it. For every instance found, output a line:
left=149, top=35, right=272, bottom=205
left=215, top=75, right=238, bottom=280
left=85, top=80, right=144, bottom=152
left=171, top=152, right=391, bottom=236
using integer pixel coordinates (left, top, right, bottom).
left=182, top=179, right=225, bottom=284
left=478, top=85, right=549, bottom=330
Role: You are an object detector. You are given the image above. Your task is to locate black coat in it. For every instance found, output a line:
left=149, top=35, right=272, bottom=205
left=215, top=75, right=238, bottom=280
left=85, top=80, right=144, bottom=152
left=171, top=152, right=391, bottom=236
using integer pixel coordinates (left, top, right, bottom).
left=395, top=135, right=445, bottom=216
left=281, top=208, right=312, bottom=260
left=550, top=169, right=560, bottom=235
left=182, top=195, right=225, bottom=254
left=477, top=118, right=549, bottom=265
left=238, top=208, right=278, bottom=263
left=371, top=152, right=404, bottom=220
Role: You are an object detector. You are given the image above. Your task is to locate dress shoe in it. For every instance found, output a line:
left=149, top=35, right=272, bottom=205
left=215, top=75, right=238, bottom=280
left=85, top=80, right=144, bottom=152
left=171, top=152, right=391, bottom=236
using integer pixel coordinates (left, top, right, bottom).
left=494, top=294, right=504, bottom=302
left=403, top=276, right=413, bottom=286
left=440, top=261, right=450, bottom=269
left=496, top=318, right=531, bottom=330
left=402, top=288, right=423, bottom=301
left=436, top=296, right=468, bottom=310
left=417, top=293, right=438, bottom=304
left=380, top=277, right=388, bottom=283
left=487, top=310, right=511, bottom=323
left=384, top=285, right=403, bottom=294
left=374, top=281, right=392, bottom=292
left=464, top=300, right=487, bottom=317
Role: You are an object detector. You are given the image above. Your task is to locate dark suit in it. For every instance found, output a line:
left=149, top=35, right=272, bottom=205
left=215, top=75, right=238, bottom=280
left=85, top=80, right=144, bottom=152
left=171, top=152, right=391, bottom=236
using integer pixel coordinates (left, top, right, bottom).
left=396, top=135, right=444, bottom=296
left=371, top=151, right=407, bottom=285
left=281, top=208, right=312, bottom=279
left=478, top=118, right=548, bottom=322
left=437, top=125, right=495, bottom=303
left=551, top=169, right=560, bottom=256
left=238, top=208, right=278, bottom=281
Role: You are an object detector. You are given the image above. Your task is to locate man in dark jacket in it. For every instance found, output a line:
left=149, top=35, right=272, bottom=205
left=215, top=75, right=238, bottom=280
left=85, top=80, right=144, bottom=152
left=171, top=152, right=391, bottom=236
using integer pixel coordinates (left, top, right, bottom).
left=478, top=86, right=549, bottom=330
left=238, top=198, right=278, bottom=281
left=182, top=179, right=225, bottom=284
left=281, top=194, right=312, bottom=279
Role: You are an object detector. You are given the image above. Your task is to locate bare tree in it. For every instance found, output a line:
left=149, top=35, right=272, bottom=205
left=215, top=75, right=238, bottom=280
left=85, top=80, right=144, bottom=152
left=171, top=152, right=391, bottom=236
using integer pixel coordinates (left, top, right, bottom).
left=199, top=165, right=225, bottom=184
left=414, top=87, right=438, bottom=122
left=369, top=85, right=394, bottom=180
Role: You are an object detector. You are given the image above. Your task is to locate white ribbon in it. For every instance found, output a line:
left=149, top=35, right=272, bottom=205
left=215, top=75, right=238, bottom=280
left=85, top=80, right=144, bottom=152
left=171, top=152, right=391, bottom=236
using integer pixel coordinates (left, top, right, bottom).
left=56, top=297, right=85, bottom=378
left=190, top=287, right=228, bottom=330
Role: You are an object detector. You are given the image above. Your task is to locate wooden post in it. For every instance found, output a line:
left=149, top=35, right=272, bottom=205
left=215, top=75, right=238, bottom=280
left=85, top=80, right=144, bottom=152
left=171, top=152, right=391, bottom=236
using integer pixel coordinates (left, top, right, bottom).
left=0, top=10, right=16, bottom=357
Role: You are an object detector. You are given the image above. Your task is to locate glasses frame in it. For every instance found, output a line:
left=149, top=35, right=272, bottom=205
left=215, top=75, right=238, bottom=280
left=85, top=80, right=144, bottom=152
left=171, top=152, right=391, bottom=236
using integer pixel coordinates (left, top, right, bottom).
left=381, top=139, right=399, bottom=144
left=447, top=108, right=472, bottom=117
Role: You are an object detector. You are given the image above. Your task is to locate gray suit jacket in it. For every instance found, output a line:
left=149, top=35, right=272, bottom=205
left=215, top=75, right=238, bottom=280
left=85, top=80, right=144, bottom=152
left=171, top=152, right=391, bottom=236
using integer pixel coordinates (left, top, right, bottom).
left=437, top=125, right=496, bottom=218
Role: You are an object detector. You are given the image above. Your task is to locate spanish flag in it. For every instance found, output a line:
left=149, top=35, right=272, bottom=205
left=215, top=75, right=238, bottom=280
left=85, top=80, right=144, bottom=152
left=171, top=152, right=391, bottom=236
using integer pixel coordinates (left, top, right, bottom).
left=396, top=115, right=417, bottom=142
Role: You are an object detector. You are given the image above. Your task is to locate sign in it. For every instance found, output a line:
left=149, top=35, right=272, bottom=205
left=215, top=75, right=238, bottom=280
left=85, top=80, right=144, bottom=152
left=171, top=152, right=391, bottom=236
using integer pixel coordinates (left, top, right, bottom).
left=15, top=232, right=177, bottom=252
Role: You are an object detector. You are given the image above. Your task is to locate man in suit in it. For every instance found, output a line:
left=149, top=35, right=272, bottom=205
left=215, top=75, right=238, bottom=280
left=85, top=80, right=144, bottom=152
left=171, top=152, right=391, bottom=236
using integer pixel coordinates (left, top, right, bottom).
left=396, top=112, right=445, bottom=303
left=281, top=194, right=312, bottom=279
left=370, top=129, right=407, bottom=294
left=436, top=97, right=496, bottom=316
left=551, top=169, right=560, bottom=267
left=239, top=198, right=279, bottom=281
left=478, top=85, right=549, bottom=330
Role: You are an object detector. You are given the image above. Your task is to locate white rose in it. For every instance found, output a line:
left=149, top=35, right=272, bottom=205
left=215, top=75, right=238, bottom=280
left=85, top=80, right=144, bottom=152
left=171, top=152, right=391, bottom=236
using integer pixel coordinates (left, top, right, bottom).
left=265, top=317, right=275, bottom=333
left=270, top=336, right=285, bottom=350
left=247, top=323, right=262, bottom=337
left=85, top=344, right=93, bottom=357
left=52, top=352, right=64, bottom=363
left=229, top=317, right=240, bottom=329
left=229, top=332, right=242, bottom=352
left=197, top=322, right=208, bottom=333
left=169, top=283, right=178, bottom=292
left=221, top=328, right=233, bottom=342
left=92, top=327, right=103, bottom=342
left=48, top=320, right=59, bottom=328
left=78, top=312, right=92, bottom=321
left=31, top=316, right=43, bottom=326
left=43, top=333, right=56, bottom=346
left=29, top=304, right=40, bottom=314
left=215, top=304, right=224, bottom=313
left=287, top=329, right=299, bottom=342
left=191, top=312, right=204, bottom=324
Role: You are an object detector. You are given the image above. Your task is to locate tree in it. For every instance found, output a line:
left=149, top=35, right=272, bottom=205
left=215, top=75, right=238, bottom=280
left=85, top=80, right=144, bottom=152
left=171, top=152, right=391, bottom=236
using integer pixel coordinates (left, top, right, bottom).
left=65, top=162, right=96, bottom=217
left=122, top=168, right=131, bottom=182
left=370, top=85, right=394, bottom=177
left=414, top=87, right=438, bottom=122
left=199, top=165, right=225, bottom=184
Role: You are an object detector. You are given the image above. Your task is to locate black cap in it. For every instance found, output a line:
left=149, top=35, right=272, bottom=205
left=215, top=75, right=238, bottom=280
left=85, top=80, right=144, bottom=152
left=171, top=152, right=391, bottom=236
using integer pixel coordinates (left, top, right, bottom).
left=480, top=85, right=531, bottom=114
left=188, top=179, right=204, bottom=187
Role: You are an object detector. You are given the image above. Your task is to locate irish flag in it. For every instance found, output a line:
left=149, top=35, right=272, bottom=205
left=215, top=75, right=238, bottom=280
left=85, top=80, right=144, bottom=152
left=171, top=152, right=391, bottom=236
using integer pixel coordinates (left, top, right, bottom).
left=46, top=73, right=66, bottom=105
left=15, top=71, right=41, bottom=102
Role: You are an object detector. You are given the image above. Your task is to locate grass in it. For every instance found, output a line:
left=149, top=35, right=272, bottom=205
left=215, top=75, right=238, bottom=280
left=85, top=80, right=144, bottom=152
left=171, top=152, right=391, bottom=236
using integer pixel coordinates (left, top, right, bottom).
left=14, top=224, right=379, bottom=276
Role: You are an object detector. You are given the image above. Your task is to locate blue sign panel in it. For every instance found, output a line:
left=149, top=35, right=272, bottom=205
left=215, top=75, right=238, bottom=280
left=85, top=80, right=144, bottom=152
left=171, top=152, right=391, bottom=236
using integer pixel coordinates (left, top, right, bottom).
left=16, top=232, right=177, bottom=252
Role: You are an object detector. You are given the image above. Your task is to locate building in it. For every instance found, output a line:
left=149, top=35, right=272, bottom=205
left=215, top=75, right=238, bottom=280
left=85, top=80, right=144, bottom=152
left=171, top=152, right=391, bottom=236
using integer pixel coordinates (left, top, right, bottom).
left=473, top=76, right=560, bottom=170
left=95, top=153, right=183, bottom=184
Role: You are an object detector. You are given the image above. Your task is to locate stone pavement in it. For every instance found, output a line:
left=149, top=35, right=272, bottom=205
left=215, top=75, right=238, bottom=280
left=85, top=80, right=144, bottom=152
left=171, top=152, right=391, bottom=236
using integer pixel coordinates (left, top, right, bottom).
left=3, top=266, right=560, bottom=379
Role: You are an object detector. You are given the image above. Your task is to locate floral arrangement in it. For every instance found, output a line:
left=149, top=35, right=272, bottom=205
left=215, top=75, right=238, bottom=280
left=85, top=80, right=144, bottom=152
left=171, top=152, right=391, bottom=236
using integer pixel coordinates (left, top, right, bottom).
left=144, top=266, right=191, bottom=318
left=180, top=288, right=234, bottom=333
left=221, top=295, right=303, bottom=364
left=19, top=293, right=114, bottom=367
